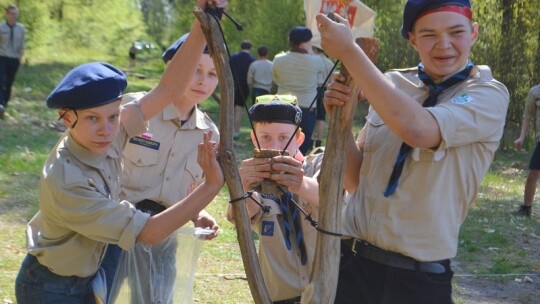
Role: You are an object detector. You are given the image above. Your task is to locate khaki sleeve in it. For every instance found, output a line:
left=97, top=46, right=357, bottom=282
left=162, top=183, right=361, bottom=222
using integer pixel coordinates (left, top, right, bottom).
left=427, top=79, right=509, bottom=149
left=49, top=166, right=149, bottom=250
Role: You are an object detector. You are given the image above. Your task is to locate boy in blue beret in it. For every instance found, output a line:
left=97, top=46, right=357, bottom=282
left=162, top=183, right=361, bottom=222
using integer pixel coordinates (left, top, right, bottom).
left=113, top=31, right=221, bottom=303
left=227, top=95, right=324, bottom=302
left=317, top=0, right=508, bottom=303
left=15, top=1, right=227, bottom=303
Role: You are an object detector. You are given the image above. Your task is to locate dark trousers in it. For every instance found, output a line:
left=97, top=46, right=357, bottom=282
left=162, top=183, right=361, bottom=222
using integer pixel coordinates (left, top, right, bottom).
left=299, top=108, right=317, bottom=155
left=15, top=254, right=96, bottom=304
left=335, top=241, right=454, bottom=304
left=0, top=56, right=20, bottom=106
left=101, top=244, right=121, bottom=303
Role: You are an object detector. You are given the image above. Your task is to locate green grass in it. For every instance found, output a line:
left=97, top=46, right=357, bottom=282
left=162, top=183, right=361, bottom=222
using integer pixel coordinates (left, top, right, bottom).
left=1, top=51, right=540, bottom=303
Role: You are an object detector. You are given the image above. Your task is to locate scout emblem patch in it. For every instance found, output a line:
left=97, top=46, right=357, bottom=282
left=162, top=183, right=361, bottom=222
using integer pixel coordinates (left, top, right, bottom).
left=452, top=93, right=473, bottom=105
left=261, top=221, right=274, bottom=236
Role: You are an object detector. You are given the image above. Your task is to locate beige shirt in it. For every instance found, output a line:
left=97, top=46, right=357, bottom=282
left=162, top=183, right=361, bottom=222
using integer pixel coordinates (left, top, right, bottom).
left=0, top=21, right=24, bottom=58
left=273, top=52, right=324, bottom=108
left=26, top=101, right=150, bottom=277
left=316, top=54, right=334, bottom=87
left=522, top=84, right=540, bottom=134
left=247, top=59, right=274, bottom=92
left=251, top=153, right=323, bottom=301
left=341, top=65, right=509, bottom=261
left=120, top=92, right=219, bottom=207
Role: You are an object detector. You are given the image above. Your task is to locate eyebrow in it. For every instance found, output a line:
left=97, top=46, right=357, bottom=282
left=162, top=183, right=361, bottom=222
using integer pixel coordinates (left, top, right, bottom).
left=82, top=109, right=120, bottom=116
left=417, top=24, right=467, bottom=33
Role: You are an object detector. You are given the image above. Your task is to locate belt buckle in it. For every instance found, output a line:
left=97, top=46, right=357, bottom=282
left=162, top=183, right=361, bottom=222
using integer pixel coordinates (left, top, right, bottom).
left=351, top=238, right=358, bottom=255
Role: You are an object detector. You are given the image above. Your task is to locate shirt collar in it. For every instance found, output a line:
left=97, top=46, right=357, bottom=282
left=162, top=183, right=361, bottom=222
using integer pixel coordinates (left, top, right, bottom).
left=162, top=104, right=211, bottom=130
left=64, top=133, right=118, bottom=170
left=418, top=60, right=472, bottom=87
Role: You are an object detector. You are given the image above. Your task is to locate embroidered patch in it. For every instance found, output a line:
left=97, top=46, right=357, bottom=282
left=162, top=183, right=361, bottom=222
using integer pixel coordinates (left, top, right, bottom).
left=140, top=132, right=153, bottom=140
left=261, top=221, right=274, bottom=236
left=452, top=93, right=473, bottom=105
left=129, top=136, right=160, bottom=150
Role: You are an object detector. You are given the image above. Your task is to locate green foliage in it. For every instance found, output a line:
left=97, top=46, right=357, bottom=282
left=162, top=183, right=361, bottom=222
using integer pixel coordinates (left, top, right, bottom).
left=168, top=0, right=305, bottom=59
left=2, top=0, right=539, bottom=149
left=12, top=0, right=147, bottom=62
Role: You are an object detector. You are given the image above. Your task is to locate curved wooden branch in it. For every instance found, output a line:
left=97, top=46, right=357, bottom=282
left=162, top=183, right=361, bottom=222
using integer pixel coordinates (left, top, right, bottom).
left=302, top=37, right=380, bottom=304
left=194, top=8, right=271, bottom=304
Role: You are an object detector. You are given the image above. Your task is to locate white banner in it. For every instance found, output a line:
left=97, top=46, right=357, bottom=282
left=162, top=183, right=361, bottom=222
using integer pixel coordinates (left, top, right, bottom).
left=305, top=0, right=376, bottom=49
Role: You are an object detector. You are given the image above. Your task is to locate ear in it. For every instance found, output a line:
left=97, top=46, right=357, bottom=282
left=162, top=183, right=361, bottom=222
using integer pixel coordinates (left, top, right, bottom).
left=470, top=22, right=479, bottom=45
left=408, top=32, right=419, bottom=52
left=250, top=130, right=258, bottom=147
left=296, top=131, right=305, bottom=146
left=58, top=109, right=74, bottom=128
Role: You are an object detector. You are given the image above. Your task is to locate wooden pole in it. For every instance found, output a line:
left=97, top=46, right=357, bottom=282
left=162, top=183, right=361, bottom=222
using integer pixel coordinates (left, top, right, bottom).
left=194, top=8, right=271, bottom=304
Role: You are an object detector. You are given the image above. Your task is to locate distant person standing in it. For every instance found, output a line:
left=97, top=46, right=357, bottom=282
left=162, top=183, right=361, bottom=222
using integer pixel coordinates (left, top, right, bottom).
left=247, top=45, right=273, bottom=105
left=230, top=40, right=255, bottom=138
left=128, top=42, right=139, bottom=68
left=273, top=26, right=323, bottom=154
left=513, top=83, right=540, bottom=217
left=0, top=4, right=25, bottom=119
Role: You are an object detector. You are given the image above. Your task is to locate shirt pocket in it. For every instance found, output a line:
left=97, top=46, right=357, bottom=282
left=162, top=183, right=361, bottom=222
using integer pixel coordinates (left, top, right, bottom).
left=185, top=156, right=203, bottom=183
left=123, top=141, right=159, bottom=166
left=122, top=141, right=159, bottom=185
left=257, top=200, right=283, bottom=243
left=364, top=111, right=388, bottom=152
left=0, top=29, right=9, bottom=42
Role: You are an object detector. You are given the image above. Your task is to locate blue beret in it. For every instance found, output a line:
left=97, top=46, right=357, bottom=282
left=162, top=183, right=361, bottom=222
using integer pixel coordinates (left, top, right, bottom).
left=162, top=33, right=209, bottom=63
left=47, top=62, right=127, bottom=109
left=401, top=0, right=472, bottom=39
left=289, top=26, right=313, bottom=45
left=249, top=95, right=302, bottom=125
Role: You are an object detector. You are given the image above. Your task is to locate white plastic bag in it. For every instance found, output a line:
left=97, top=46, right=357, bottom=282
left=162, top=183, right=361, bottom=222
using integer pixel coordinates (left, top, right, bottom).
left=109, top=227, right=211, bottom=304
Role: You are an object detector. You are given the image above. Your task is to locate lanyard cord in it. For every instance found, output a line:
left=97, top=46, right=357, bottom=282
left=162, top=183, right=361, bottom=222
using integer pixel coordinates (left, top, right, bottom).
left=276, top=186, right=342, bottom=237
left=205, top=8, right=261, bottom=149
left=208, top=5, right=340, bottom=153
left=280, top=60, right=340, bottom=155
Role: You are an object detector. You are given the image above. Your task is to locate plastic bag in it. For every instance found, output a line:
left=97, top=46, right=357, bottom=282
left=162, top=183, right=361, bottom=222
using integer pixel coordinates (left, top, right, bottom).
left=109, top=227, right=212, bottom=304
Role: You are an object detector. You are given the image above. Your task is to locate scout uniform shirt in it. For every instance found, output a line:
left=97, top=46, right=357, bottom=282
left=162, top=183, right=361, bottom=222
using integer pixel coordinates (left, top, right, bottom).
left=251, top=153, right=323, bottom=301
left=25, top=100, right=151, bottom=277
left=341, top=65, right=509, bottom=262
left=120, top=92, right=219, bottom=207
left=0, top=21, right=25, bottom=59
left=522, top=84, right=540, bottom=136
left=272, top=52, right=324, bottom=109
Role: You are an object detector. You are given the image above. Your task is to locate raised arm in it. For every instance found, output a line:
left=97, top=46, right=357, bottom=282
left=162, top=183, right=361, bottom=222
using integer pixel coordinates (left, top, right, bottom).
left=138, top=0, right=227, bottom=121
left=316, top=13, right=441, bottom=149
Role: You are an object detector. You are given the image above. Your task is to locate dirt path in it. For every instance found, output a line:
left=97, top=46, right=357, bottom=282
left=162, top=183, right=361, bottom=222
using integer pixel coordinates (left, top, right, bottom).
left=453, top=260, right=540, bottom=304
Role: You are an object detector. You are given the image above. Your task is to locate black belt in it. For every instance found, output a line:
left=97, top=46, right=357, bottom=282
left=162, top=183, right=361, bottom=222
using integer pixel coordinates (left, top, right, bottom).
left=136, top=199, right=166, bottom=215
left=273, top=296, right=301, bottom=304
left=300, top=107, right=316, bottom=112
left=342, top=238, right=448, bottom=274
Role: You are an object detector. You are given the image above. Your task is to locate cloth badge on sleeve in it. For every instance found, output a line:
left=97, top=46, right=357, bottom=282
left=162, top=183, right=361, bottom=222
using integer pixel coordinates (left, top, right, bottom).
left=129, top=136, right=160, bottom=150
left=261, top=221, right=275, bottom=236
left=452, top=93, right=473, bottom=105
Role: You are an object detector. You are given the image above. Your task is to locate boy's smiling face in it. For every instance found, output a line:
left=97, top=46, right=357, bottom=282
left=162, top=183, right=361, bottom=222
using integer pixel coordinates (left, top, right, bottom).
left=408, top=11, right=478, bottom=81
